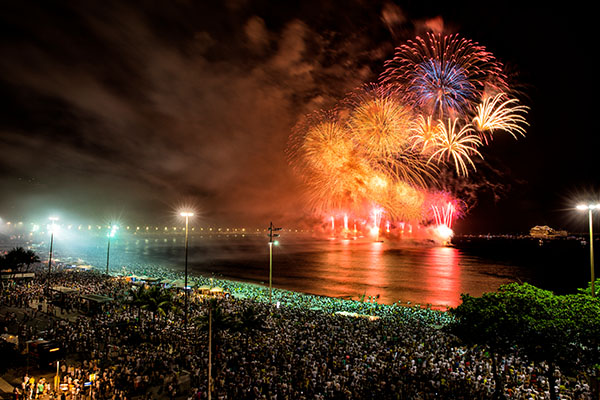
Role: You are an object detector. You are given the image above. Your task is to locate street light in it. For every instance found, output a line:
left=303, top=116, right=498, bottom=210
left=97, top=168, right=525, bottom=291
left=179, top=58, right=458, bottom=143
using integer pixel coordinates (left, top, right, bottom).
left=267, top=222, right=282, bottom=304
left=577, top=203, right=600, bottom=297
left=106, top=225, right=119, bottom=275
left=47, top=217, right=59, bottom=281
left=180, top=211, right=194, bottom=324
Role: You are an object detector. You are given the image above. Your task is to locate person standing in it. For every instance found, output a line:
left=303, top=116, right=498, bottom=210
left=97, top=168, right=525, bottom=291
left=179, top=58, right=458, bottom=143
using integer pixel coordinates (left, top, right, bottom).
left=13, top=386, right=21, bottom=400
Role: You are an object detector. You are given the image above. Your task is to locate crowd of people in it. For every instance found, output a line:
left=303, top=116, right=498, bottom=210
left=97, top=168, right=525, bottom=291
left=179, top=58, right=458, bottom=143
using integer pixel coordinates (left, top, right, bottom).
left=0, top=264, right=595, bottom=400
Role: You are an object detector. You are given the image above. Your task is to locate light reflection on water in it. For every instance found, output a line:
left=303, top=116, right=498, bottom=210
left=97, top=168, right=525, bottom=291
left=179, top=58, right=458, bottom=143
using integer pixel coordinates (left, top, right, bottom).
left=262, top=239, right=520, bottom=308
left=423, top=246, right=461, bottom=307
left=20, top=234, right=544, bottom=308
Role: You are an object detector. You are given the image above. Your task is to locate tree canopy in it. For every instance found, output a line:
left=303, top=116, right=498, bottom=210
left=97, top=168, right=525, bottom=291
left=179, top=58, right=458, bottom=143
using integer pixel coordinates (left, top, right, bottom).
left=0, top=247, right=40, bottom=271
left=448, top=282, right=600, bottom=400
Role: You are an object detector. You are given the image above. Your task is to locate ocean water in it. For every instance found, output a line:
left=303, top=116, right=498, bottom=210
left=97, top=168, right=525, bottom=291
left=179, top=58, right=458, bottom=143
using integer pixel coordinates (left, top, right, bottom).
left=14, top=232, right=592, bottom=308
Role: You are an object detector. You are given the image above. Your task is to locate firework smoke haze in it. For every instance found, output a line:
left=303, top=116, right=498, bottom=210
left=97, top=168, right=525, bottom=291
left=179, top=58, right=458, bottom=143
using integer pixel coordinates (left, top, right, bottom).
left=0, top=1, right=387, bottom=226
left=2, top=1, right=590, bottom=234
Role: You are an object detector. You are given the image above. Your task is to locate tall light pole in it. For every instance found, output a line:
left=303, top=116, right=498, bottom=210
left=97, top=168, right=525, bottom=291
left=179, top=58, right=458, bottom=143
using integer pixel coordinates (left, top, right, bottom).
left=267, top=222, right=282, bottom=304
left=106, top=225, right=118, bottom=275
left=577, top=203, right=599, bottom=297
left=180, top=212, right=194, bottom=324
left=208, top=301, right=212, bottom=400
left=47, top=217, right=59, bottom=290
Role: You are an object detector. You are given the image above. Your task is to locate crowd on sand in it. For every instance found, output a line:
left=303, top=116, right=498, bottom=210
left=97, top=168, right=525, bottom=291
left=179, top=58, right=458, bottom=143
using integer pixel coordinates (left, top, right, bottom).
left=0, top=263, right=595, bottom=400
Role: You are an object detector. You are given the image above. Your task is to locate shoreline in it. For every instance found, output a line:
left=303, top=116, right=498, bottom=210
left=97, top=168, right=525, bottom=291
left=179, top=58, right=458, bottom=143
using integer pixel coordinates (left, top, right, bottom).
left=80, top=260, right=455, bottom=315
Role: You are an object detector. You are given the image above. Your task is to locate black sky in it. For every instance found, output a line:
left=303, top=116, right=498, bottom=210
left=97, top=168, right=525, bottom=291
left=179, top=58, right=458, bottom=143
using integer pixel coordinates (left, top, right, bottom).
left=0, top=0, right=598, bottom=233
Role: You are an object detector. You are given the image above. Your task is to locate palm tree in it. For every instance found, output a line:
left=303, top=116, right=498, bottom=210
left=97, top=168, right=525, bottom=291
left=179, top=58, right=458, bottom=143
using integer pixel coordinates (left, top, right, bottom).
left=195, top=298, right=238, bottom=399
left=128, top=286, right=148, bottom=319
left=1, top=248, right=40, bottom=280
left=233, top=303, right=270, bottom=347
left=141, top=286, right=173, bottom=324
left=22, top=249, right=40, bottom=272
left=3, top=247, right=39, bottom=272
left=195, top=298, right=237, bottom=338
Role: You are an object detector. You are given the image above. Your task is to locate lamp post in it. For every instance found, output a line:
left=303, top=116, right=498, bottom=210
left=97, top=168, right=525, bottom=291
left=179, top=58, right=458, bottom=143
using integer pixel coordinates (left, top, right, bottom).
left=180, top=212, right=194, bottom=324
left=267, top=222, right=282, bottom=304
left=208, top=301, right=212, bottom=400
left=47, top=217, right=59, bottom=290
left=106, top=225, right=118, bottom=275
left=577, top=203, right=599, bottom=297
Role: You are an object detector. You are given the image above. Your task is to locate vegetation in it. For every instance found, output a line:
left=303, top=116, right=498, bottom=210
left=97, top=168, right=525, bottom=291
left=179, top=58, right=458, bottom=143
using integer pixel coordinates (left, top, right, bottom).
left=126, top=286, right=174, bottom=324
left=195, top=298, right=270, bottom=397
left=0, top=247, right=40, bottom=272
left=448, top=282, right=600, bottom=400
left=140, top=286, right=174, bottom=324
left=232, top=303, right=270, bottom=346
left=578, top=278, right=600, bottom=297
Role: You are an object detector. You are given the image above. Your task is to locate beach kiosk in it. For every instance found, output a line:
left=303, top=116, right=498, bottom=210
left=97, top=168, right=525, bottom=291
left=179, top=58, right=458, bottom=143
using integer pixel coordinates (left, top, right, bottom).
left=48, top=286, right=79, bottom=307
left=79, top=294, right=114, bottom=315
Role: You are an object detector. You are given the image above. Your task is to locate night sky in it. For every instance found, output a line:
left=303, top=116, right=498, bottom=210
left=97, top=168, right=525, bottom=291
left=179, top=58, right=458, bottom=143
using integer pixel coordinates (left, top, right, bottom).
left=1, top=1, right=598, bottom=234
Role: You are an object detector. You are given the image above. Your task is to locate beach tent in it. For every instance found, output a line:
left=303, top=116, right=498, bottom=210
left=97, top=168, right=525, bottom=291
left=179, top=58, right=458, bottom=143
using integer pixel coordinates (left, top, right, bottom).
left=171, top=279, right=196, bottom=289
left=170, top=279, right=184, bottom=288
left=198, top=285, right=211, bottom=294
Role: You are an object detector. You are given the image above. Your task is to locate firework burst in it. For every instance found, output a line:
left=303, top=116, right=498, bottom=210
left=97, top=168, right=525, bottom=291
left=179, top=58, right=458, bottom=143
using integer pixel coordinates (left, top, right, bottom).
left=347, top=89, right=413, bottom=156
left=381, top=33, right=507, bottom=119
left=472, top=92, right=529, bottom=142
left=428, top=118, right=482, bottom=177
left=288, top=32, right=527, bottom=237
left=409, top=114, right=437, bottom=153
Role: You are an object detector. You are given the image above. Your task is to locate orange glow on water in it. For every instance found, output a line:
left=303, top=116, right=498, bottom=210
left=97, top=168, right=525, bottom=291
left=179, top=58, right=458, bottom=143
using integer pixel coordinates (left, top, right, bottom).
left=423, top=246, right=461, bottom=307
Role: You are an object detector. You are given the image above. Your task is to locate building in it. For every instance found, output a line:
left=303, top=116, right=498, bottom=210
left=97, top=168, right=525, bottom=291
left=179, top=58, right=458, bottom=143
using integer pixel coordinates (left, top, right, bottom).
left=529, top=225, right=568, bottom=238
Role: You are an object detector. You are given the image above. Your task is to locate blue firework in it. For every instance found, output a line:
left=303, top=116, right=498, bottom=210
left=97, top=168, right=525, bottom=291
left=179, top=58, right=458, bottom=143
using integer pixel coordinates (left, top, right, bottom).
left=380, top=33, right=508, bottom=119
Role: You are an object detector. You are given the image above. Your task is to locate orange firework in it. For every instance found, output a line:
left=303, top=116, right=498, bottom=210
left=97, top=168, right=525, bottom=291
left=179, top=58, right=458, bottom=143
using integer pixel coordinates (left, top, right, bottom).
left=428, top=118, right=482, bottom=177
left=409, top=114, right=437, bottom=153
left=383, top=181, right=426, bottom=221
left=472, top=92, right=529, bottom=142
left=302, top=120, right=354, bottom=172
left=348, top=90, right=413, bottom=156
left=346, top=87, right=437, bottom=188
left=298, top=120, right=373, bottom=214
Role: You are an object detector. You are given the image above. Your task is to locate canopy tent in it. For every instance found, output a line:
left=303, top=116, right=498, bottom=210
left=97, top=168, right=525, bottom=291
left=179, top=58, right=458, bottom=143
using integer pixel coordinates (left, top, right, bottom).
left=197, top=285, right=211, bottom=293
left=170, top=279, right=196, bottom=289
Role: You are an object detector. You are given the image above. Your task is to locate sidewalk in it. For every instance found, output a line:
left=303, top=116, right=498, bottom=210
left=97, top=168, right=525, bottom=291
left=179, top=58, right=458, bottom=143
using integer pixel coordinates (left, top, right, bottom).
left=0, top=376, right=13, bottom=397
